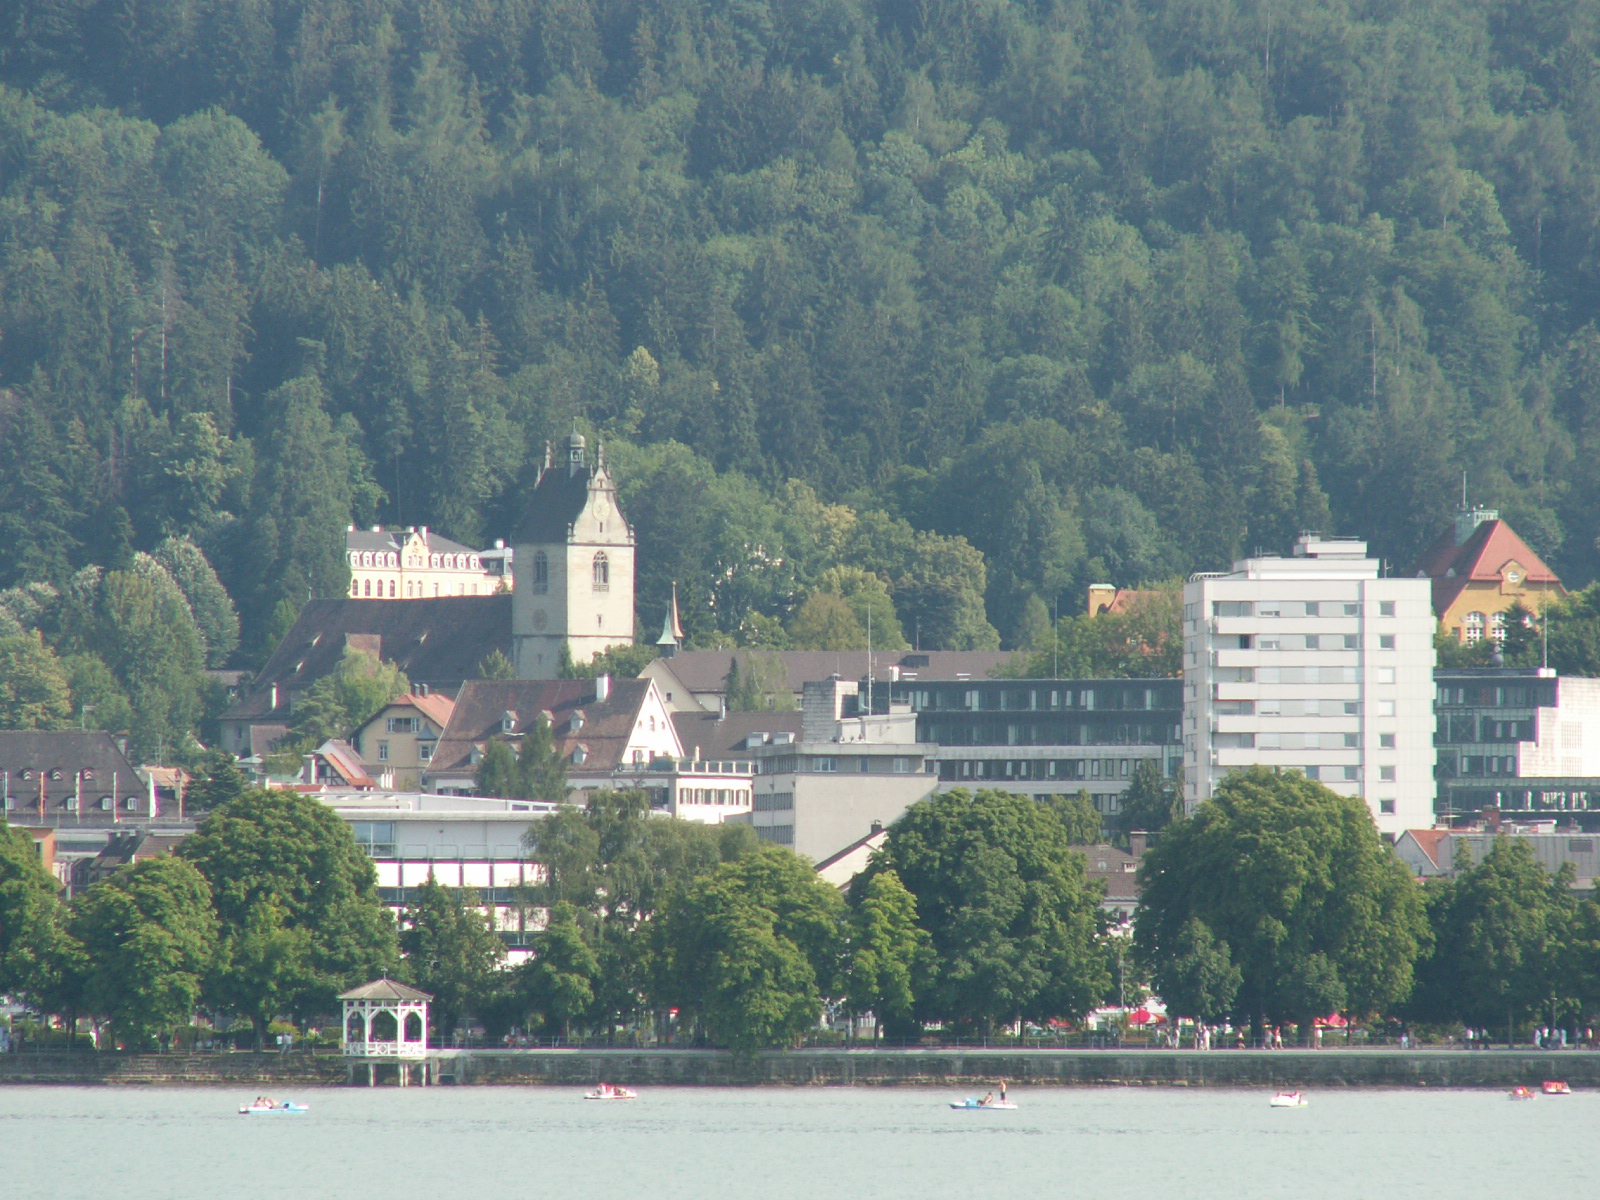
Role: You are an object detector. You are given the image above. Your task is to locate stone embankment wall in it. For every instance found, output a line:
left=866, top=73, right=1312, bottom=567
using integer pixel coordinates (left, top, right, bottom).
left=2, top=1048, right=1598, bottom=1088
left=0, top=1051, right=347, bottom=1086
left=436, top=1048, right=1598, bottom=1089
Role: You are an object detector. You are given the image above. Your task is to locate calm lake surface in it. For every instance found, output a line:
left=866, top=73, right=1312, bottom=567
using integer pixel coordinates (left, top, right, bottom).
left=1, top=1084, right=1587, bottom=1199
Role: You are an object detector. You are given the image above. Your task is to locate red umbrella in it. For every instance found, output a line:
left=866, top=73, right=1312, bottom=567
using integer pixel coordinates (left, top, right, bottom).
left=1127, top=1008, right=1154, bottom=1025
left=1314, top=1013, right=1348, bottom=1028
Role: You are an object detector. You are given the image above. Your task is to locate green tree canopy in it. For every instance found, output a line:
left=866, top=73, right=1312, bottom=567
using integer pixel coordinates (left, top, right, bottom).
left=178, top=787, right=398, bottom=1027
left=0, top=818, right=64, bottom=1000
left=846, top=869, right=932, bottom=1040
left=856, top=787, right=1109, bottom=1031
left=0, top=631, right=73, bottom=729
left=70, top=855, right=217, bottom=1047
left=1410, top=837, right=1574, bottom=1038
left=1135, top=767, right=1429, bottom=1035
left=653, top=847, right=846, bottom=1054
left=283, top=647, right=409, bottom=752
left=400, top=876, right=506, bottom=1037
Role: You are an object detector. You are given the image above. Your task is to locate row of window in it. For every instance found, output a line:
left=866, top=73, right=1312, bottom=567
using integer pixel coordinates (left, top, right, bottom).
left=1211, top=666, right=1395, bottom=685
left=918, top=721, right=1180, bottom=748
left=2, top=795, right=141, bottom=811
left=808, top=756, right=919, bottom=774
left=350, top=578, right=486, bottom=597
left=1436, top=684, right=1554, bottom=708
left=1219, top=634, right=1398, bottom=651
left=754, top=792, right=794, bottom=811
left=678, top=788, right=749, bottom=806
left=1460, top=611, right=1507, bottom=643
left=1436, top=715, right=1534, bottom=744
left=350, top=551, right=483, bottom=570
left=1203, top=600, right=1397, bottom=619
left=937, top=757, right=1161, bottom=783
left=1216, top=732, right=1398, bottom=750
left=755, top=825, right=795, bottom=845
left=1215, top=699, right=1361, bottom=716
left=889, top=685, right=1177, bottom=713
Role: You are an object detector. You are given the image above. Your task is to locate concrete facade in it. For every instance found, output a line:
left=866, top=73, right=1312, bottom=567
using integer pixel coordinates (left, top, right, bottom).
left=743, top=679, right=938, bottom=862
left=1183, top=535, right=1436, bottom=835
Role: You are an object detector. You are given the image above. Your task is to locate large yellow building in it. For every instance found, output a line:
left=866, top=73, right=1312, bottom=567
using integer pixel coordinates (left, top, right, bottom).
left=1417, top=507, right=1564, bottom=642
left=346, top=526, right=512, bottom=599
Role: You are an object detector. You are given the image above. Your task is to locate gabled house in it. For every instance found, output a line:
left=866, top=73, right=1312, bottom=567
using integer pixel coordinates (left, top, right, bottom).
left=423, top=676, right=681, bottom=799
left=1416, top=506, right=1564, bottom=644
left=0, top=731, right=154, bottom=826
left=351, top=692, right=457, bottom=789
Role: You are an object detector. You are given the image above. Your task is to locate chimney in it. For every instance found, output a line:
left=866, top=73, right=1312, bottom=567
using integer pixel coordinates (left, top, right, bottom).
left=269, top=683, right=279, bottom=711
left=718, top=694, right=727, bottom=720
left=1087, top=583, right=1116, bottom=615
left=595, top=673, right=611, bottom=703
left=870, top=820, right=883, bottom=835
left=1129, top=830, right=1149, bottom=858
left=1454, top=504, right=1499, bottom=546
left=417, top=682, right=429, bottom=697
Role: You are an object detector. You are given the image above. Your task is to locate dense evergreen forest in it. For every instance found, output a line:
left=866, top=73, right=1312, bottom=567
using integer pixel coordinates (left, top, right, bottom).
left=4, top=0, right=1600, bottom=682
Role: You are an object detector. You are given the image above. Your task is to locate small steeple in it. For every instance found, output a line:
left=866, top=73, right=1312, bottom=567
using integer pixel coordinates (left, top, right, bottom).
left=656, top=582, right=685, bottom=657
left=566, top=431, right=587, bottom=476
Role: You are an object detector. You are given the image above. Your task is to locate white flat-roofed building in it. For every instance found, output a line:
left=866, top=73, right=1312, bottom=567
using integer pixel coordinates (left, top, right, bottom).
left=320, top=791, right=557, bottom=963
left=1183, top=535, right=1435, bottom=835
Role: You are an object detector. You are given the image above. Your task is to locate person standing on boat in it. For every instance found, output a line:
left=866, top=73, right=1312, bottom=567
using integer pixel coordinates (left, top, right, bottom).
left=999, top=1081, right=1007, bottom=1103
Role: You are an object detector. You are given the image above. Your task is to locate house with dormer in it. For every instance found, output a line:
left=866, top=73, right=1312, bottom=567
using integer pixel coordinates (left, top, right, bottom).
left=351, top=692, right=457, bottom=789
left=422, top=676, right=681, bottom=799
left=1416, top=505, right=1565, bottom=643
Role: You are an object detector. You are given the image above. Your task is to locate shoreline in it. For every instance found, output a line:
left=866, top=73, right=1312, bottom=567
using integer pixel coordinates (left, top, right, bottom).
left=0, top=1047, right=1594, bottom=1089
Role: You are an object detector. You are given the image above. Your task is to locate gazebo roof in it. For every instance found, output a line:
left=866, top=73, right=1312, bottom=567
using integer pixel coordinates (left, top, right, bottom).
left=337, top=977, right=434, bottom=1003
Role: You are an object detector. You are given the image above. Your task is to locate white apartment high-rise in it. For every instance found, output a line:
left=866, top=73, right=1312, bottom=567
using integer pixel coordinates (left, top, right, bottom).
left=1182, top=536, right=1435, bottom=835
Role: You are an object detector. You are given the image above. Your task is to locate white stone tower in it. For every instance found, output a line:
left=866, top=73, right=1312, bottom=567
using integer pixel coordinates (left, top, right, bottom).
left=510, top=433, right=635, bottom=679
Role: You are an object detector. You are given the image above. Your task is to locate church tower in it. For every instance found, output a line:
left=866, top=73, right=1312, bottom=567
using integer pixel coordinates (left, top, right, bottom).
left=510, top=433, right=635, bottom=678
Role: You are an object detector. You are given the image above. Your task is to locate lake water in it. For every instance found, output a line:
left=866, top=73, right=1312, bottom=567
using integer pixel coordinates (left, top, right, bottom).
left=1, top=1084, right=1587, bottom=1199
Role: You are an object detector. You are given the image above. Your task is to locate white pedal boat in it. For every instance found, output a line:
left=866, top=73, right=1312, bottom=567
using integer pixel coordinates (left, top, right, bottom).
left=240, top=1100, right=309, bottom=1114
left=950, top=1098, right=1018, bottom=1110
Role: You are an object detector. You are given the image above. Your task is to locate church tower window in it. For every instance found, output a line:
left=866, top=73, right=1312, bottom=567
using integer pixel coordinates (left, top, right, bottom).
left=593, top=552, right=610, bottom=591
left=533, top=551, right=549, bottom=594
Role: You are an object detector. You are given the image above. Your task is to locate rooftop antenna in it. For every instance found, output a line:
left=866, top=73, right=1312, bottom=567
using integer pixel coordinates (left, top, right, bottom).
left=1461, top=470, right=1468, bottom=509
left=866, top=604, right=873, bottom=717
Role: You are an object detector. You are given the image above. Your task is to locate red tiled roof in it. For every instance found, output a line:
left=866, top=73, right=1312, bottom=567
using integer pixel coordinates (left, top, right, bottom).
left=1416, top=519, right=1562, bottom=614
left=430, top=679, right=662, bottom=777
left=1403, top=828, right=1448, bottom=869
left=401, top=692, right=456, bottom=729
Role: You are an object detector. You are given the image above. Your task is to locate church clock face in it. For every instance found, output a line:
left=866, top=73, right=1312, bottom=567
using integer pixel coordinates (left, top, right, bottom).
left=1506, top=569, right=1523, bottom=584
left=531, top=609, right=548, bottom=631
left=594, top=495, right=611, bottom=522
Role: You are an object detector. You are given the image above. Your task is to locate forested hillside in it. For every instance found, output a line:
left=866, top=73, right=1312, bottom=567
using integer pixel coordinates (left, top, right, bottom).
left=3, top=0, right=1599, bottom=668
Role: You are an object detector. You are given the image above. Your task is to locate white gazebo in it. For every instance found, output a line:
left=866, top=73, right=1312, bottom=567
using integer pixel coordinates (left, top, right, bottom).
left=339, top=978, right=433, bottom=1061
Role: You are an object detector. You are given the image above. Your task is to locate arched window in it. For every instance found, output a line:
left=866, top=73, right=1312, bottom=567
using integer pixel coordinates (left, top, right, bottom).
left=1491, top=610, right=1508, bottom=642
left=532, top=551, right=548, bottom=594
left=388, top=580, right=396, bottom=597
left=363, top=552, right=373, bottom=567
left=364, top=579, right=372, bottom=596
left=405, top=581, right=413, bottom=597
left=350, top=580, right=360, bottom=597
left=592, top=552, right=609, bottom=591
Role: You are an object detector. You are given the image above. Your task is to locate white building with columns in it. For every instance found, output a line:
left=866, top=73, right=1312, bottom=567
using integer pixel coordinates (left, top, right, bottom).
left=1182, top=535, right=1435, bottom=836
left=510, top=433, right=635, bottom=679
